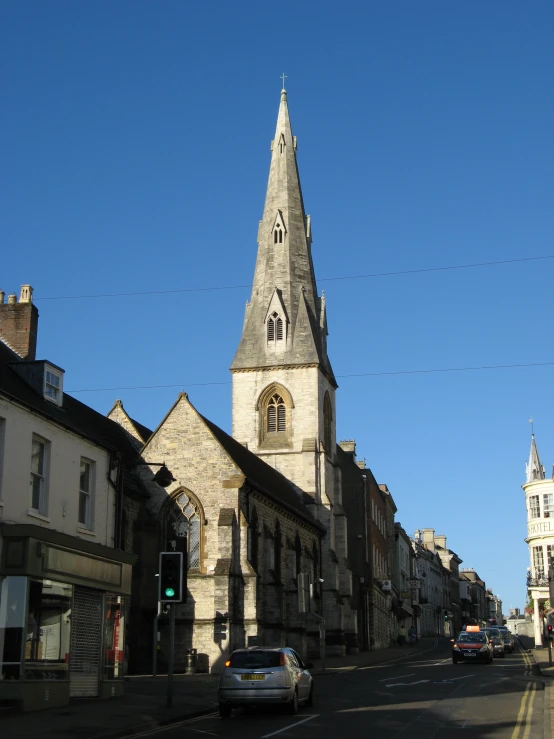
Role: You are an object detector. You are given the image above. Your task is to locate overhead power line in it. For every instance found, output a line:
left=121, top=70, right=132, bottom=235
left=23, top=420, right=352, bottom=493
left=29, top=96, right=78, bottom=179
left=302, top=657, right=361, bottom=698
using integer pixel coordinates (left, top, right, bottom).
left=67, top=361, right=554, bottom=394
left=36, top=255, right=554, bottom=301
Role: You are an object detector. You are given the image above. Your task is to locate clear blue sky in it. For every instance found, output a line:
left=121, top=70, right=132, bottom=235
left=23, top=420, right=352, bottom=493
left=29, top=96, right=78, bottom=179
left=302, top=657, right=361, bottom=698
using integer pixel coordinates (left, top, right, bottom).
left=3, top=1, right=553, bottom=613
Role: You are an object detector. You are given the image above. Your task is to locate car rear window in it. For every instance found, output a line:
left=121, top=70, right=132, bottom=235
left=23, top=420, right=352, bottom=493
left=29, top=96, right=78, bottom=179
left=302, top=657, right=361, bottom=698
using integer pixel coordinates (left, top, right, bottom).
left=458, top=633, right=486, bottom=643
left=229, top=651, right=282, bottom=668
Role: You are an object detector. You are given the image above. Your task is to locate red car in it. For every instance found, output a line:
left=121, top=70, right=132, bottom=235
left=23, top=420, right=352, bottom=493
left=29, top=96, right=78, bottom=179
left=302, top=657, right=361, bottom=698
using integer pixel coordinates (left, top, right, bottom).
left=452, top=630, right=493, bottom=664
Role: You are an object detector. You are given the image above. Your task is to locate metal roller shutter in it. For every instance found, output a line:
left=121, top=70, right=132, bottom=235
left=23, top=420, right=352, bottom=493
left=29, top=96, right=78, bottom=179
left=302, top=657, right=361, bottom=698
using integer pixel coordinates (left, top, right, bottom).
left=70, top=586, right=102, bottom=697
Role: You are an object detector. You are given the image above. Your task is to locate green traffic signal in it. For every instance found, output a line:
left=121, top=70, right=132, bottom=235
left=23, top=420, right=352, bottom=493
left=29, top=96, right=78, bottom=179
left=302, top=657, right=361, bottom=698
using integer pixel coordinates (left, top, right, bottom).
left=165, top=587, right=175, bottom=598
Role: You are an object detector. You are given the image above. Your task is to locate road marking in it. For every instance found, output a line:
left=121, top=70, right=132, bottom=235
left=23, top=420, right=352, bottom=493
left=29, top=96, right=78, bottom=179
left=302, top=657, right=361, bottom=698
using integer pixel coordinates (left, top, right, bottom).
left=461, top=718, right=470, bottom=728
left=522, top=685, right=535, bottom=739
left=385, top=679, right=430, bottom=687
left=122, top=713, right=220, bottom=738
left=379, top=673, right=415, bottom=681
left=261, top=714, right=319, bottom=738
left=510, top=683, right=532, bottom=739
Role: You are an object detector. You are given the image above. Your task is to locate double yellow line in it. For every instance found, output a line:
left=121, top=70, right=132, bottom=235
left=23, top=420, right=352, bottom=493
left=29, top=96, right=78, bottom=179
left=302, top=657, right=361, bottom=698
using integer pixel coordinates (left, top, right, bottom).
left=520, top=649, right=533, bottom=675
left=511, top=682, right=536, bottom=739
left=511, top=649, right=537, bottom=739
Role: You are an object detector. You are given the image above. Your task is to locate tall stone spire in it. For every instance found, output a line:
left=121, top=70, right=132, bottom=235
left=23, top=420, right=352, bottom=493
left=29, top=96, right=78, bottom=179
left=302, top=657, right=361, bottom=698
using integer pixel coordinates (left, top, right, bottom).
left=526, top=434, right=545, bottom=482
left=231, top=88, right=336, bottom=386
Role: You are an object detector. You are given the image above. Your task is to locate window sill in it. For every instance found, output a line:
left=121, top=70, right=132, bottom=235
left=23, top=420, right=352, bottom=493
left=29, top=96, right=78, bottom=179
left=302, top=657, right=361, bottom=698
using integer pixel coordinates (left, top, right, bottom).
left=27, top=508, right=50, bottom=523
left=76, top=526, right=96, bottom=537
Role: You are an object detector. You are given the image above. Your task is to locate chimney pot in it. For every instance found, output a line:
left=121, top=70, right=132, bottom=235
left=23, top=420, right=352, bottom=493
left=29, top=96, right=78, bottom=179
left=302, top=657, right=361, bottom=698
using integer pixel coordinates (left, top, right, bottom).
left=0, top=291, right=4, bottom=304
left=19, top=285, right=33, bottom=303
left=7, top=294, right=17, bottom=305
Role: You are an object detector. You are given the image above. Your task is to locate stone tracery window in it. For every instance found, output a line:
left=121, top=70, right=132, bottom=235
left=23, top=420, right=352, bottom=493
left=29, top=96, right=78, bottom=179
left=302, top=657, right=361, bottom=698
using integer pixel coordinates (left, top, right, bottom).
left=267, top=393, right=286, bottom=433
left=165, top=491, right=202, bottom=569
left=258, top=382, right=293, bottom=447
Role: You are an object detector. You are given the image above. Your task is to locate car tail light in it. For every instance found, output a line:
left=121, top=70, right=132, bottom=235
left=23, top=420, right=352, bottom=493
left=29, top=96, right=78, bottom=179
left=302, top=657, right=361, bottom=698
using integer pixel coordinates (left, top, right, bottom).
left=225, top=660, right=230, bottom=667
left=279, top=652, right=286, bottom=666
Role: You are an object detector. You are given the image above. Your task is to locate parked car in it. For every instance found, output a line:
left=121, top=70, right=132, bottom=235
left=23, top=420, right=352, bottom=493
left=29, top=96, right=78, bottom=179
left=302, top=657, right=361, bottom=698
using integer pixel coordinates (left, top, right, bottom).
left=218, top=647, right=314, bottom=718
left=452, top=630, right=493, bottom=664
left=496, top=626, right=515, bottom=652
left=481, top=627, right=505, bottom=657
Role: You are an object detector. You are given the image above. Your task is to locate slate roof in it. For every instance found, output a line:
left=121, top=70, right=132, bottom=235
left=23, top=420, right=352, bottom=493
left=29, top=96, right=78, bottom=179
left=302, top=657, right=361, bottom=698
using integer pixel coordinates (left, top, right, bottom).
left=129, top=417, right=152, bottom=443
left=200, top=413, right=325, bottom=534
left=0, top=341, right=146, bottom=487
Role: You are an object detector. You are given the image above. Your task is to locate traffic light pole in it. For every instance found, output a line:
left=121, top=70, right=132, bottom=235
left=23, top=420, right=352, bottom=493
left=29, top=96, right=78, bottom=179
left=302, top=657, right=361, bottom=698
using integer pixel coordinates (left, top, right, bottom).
left=167, top=604, right=176, bottom=707
left=152, top=600, right=161, bottom=677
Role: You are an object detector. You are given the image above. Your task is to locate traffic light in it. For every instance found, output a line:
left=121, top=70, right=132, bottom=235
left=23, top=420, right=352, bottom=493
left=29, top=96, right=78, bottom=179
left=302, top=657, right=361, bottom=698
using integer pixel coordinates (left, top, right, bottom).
left=547, top=624, right=553, bottom=640
left=214, top=611, right=228, bottom=641
left=159, top=552, right=183, bottom=603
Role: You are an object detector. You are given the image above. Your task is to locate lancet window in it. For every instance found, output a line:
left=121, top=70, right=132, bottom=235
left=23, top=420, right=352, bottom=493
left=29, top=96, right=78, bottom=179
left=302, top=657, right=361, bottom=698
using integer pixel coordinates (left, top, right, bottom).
left=323, top=391, right=333, bottom=454
left=267, top=394, right=286, bottom=433
left=164, top=490, right=202, bottom=569
left=267, top=312, right=284, bottom=343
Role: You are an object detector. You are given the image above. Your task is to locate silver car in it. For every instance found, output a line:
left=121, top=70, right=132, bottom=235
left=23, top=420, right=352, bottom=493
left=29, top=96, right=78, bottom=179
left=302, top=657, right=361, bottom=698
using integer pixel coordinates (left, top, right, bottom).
left=218, top=647, right=314, bottom=718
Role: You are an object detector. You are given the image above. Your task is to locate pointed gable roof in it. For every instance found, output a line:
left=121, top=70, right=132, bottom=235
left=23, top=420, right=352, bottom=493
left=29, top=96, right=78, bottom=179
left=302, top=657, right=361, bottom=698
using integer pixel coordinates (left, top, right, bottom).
left=231, top=88, right=336, bottom=386
left=201, top=412, right=325, bottom=533
left=526, top=434, right=545, bottom=482
left=140, top=392, right=325, bottom=534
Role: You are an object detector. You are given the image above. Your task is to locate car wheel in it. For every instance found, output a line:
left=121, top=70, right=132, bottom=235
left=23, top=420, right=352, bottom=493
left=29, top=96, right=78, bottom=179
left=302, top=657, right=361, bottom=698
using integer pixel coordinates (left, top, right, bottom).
left=287, top=689, right=299, bottom=715
left=452, top=657, right=458, bottom=664
left=219, top=702, right=232, bottom=719
left=306, top=685, right=314, bottom=707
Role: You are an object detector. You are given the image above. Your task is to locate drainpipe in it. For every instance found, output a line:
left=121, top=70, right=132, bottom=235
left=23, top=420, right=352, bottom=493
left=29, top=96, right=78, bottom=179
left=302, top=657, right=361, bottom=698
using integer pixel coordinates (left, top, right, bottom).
left=108, top=452, right=124, bottom=550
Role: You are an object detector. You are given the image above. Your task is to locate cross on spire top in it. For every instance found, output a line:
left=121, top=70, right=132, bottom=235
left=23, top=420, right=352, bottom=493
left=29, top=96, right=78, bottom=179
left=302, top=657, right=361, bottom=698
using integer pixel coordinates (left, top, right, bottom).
left=281, top=73, right=287, bottom=90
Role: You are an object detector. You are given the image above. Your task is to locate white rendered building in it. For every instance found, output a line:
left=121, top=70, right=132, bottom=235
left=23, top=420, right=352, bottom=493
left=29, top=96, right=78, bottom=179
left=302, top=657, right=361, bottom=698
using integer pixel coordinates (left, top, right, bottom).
left=523, top=434, right=554, bottom=646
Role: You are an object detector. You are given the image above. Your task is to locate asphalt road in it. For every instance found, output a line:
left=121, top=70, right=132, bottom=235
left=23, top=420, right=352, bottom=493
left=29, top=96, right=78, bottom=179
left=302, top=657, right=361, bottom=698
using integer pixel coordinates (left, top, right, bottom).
left=124, top=642, right=545, bottom=739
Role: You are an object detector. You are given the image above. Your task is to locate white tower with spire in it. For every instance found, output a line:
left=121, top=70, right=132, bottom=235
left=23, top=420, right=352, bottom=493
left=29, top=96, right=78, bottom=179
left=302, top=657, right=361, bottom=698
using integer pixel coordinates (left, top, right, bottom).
left=522, top=430, right=554, bottom=647
left=231, top=86, right=353, bottom=654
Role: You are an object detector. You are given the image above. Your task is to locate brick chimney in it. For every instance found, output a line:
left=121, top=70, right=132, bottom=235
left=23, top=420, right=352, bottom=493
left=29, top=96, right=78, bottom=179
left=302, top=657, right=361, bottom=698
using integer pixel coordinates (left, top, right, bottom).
left=0, top=285, right=38, bottom=360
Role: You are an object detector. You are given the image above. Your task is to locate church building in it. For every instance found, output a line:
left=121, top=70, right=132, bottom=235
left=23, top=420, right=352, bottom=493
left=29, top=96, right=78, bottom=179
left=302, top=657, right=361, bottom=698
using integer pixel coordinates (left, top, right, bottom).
left=112, top=87, right=358, bottom=673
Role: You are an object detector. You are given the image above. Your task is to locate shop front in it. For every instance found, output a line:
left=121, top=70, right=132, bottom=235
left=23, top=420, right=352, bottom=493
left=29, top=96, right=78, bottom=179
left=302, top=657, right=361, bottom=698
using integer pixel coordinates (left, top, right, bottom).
left=0, top=524, right=134, bottom=711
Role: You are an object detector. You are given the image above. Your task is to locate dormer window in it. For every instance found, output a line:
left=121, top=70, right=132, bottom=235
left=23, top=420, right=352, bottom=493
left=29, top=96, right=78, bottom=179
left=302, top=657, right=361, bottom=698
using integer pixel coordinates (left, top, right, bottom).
left=44, top=365, right=63, bottom=405
left=267, top=312, right=284, bottom=342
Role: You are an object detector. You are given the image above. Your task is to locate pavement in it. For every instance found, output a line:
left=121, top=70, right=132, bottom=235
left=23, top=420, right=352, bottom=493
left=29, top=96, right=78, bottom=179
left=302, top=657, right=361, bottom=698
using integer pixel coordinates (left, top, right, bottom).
left=527, top=638, right=554, bottom=739
left=0, top=635, right=552, bottom=739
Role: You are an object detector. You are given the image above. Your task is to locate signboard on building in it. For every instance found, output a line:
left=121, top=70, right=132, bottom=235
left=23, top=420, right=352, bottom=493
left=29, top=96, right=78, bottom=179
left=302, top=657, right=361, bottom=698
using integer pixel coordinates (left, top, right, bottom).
left=527, top=520, right=554, bottom=537
left=406, top=578, right=421, bottom=589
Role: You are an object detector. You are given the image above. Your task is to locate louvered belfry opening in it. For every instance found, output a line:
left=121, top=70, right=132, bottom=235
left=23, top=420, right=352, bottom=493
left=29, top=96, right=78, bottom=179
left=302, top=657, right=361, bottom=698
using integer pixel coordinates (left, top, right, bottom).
left=267, top=312, right=284, bottom=342
left=267, top=393, right=286, bottom=433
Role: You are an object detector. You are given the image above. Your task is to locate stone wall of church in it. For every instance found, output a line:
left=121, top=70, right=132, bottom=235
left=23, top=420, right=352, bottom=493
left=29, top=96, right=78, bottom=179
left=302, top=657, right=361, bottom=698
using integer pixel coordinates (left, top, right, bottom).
left=241, top=488, right=323, bottom=659
left=232, top=366, right=337, bottom=499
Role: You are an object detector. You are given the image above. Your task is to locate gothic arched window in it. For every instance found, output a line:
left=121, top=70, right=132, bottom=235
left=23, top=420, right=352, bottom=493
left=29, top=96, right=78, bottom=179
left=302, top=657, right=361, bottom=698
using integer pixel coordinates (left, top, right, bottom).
left=274, top=224, right=283, bottom=244
left=164, top=491, right=202, bottom=569
left=267, top=393, right=286, bottom=433
left=257, top=382, right=294, bottom=447
left=295, top=533, right=302, bottom=577
left=267, top=312, right=284, bottom=342
left=249, top=507, right=259, bottom=571
left=274, top=520, right=282, bottom=582
left=323, top=391, right=333, bottom=455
